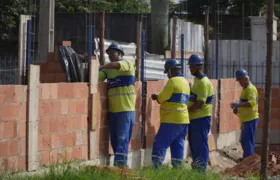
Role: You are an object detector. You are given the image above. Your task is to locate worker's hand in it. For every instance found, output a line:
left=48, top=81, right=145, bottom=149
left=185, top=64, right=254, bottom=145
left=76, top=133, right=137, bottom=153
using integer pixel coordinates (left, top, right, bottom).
left=230, top=102, right=240, bottom=109
left=233, top=108, right=238, bottom=115
left=151, top=94, right=158, bottom=101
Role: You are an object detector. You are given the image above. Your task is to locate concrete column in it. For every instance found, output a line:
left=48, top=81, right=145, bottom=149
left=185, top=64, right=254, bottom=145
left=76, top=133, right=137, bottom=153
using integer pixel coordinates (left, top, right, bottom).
left=38, top=0, right=55, bottom=63
left=249, top=15, right=278, bottom=41
left=27, top=65, right=40, bottom=171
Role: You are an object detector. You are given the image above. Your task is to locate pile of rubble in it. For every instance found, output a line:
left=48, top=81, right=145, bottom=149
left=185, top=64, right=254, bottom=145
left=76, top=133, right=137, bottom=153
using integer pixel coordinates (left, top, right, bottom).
left=223, top=152, right=280, bottom=177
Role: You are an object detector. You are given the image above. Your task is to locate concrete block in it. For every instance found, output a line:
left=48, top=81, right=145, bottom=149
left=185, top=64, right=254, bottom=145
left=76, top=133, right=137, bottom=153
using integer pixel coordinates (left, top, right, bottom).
left=216, top=130, right=241, bottom=150
left=208, top=134, right=216, bottom=152
left=208, top=151, right=219, bottom=166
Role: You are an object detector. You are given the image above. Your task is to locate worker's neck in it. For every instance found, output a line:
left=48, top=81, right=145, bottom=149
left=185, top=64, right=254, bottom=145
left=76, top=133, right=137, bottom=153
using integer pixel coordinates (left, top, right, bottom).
left=195, top=71, right=204, bottom=78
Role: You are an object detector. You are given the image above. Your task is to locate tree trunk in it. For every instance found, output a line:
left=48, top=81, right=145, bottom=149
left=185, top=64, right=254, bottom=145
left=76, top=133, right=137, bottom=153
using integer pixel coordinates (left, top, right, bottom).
left=151, top=0, right=169, bottom=54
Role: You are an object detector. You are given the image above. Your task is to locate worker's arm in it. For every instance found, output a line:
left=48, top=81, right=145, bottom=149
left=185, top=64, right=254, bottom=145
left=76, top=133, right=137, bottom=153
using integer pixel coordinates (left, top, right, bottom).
left=98, top=70, right=107, bottom=82
left=152, top=81, right=174, bottom=104
left=188, top=83, right=206, bottom=112
left=239, top=90, right=257, bottom=108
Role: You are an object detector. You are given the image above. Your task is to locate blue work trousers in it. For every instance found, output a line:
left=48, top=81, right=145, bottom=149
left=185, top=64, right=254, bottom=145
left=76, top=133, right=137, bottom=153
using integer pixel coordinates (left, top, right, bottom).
left=109, top=111, right=135, bottom=167
left=189, top=116, right=211, bottom=173
left=241, top=118, right=259, bottom=159
left=152, top=123, right=189, bottom=168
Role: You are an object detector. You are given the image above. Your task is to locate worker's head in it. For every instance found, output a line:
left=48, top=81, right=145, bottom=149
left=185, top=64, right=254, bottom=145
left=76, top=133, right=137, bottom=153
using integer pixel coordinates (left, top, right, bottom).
left=235, top=69, right=250, bottom=87
left=164, top=59, right=182, bottom=79
left=188, top=54, right=204, bottom=76
left=106, top=43, right=125, bottom=62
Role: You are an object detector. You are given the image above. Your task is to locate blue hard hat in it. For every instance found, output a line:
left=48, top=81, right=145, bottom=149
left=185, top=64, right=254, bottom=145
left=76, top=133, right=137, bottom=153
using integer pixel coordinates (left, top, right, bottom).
left=164, top=59, right=180, bottom=73
left=188, top=54, right=204, bottom=65
left=106, top=43, right=125, bottom=56
left=235, top=69, right=248, bottom=80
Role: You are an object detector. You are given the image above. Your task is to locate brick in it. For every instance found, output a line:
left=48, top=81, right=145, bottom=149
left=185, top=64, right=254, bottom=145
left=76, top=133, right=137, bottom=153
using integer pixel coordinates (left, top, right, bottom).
left=39, top=101, right=53, bottom=117
left=80, top=114, right=88, bottom=129
left=18, top=156, right=26, bottom=170
left=145, top=134, right=155, bottom=148
left=61, top=99, right=68, bottom=114
left=39, top=118, right=50, bottom=134
left=51, top=133, right=60, bottom=149
left=0, top=104, right=20, bottom=121
left=272, top=88, right=280, bottom=97
left=47, top=62, right=60, bottom=73
left=130, top=139, right=141, bottom=150
left=76, top=99, right=87, bottom=114
left=52, top=101, right=62, bottom=115
left=61, top=131, right=76, bottom=147
left=75, top=131, right=84, bottom=146
left=72, top=146, right=82, bottom=160
left=38, top=134, right=51, bottom=151
left=50, top=116, right=67, bottom=132
left=56, top=41, right=72, bottom=46
left=47, top=52, right=55, bottom=62
left=20, top=103, right=27, bottom=120
left=4, top=156, right=18, bottom=171
left=55, top=73, right=66, bottom=82
left=40, top=84, right=51, bottom=99
left=50, top=149, right=59, bottom=164
left=3, top=121, right=17, bottom=139
left=19, top=138, right=26, bottom=155
left=81, top=145, right=88, bottom=160
left=68, top=100, right=77, bottom=114
left=74, top=83, right=89, bottom=98
left=270, top=118, right=280, bottom=129
left=58, top=83, right=75, bottom=99
left=100, top=98, right=107, bottom=112
left=271, top=109, right=280, bottom=119
left=132, top=122, right=141, bottom=139
left=0, top=139, right=18, bottom=157
left=271, top=98, right=280, bottom=108
left=40, top=151, right=50, bottom=166
left=0, top=86, right=25, bottom=103
left=220, top=79, right=236, bottom=90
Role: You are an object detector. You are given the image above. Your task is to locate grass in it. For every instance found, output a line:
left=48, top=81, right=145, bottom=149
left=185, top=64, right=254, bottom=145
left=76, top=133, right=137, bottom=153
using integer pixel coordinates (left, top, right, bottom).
left=1, top=162, right=226, bottom=180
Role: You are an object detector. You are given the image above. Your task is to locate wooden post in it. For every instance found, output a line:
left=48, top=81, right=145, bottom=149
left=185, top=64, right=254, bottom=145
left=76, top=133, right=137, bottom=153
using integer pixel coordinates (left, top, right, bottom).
left=171, top=16, right=177, bottom=59
left=204, top=7, right=210, bottom=75
left=27, top=65, right=40, bottom=171
left=260, top=1, right=274, bottom=179
left=136, top=21, right=142, bottom=81
left=99, top=11, right=105, bottom=65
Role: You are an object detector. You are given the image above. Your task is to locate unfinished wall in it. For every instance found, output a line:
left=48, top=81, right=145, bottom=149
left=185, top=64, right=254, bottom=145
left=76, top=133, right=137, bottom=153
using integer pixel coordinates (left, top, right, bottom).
left=256, top=88, right=280, bottom=144
left=1, top=77, right=279, bottom=172
left=0, top=86, right=27, bottom=171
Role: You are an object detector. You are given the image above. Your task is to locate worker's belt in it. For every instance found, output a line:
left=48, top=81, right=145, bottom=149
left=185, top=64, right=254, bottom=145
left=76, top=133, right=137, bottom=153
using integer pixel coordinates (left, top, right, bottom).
left=189, top=92, right=214, bottom=104
left=167, top=93, right=189, bottom=104
left=108, top=92, right=136, bottom=97
left=107, top=75, right=135, bottom=89
left=160, top=108, right=188, bottom=112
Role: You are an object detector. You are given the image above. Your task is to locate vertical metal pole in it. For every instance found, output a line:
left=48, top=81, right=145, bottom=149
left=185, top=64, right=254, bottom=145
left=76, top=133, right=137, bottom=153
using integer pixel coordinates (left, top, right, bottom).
left=136, top=21, right=142, bottom=81
left=171, top=16, right=177, bottom=59
left=180, top=34, right=185, bottom=76
left=204, top=6, right=210, bottom=75
left=88, top=25, right=93, bottom=64
left=99, top=11, right=105, bottom=65
left=215, top=35, right=219, bottom=79
left=260, top=0, right=274, bottom=179
left=141, top=30, right=146, bottom=148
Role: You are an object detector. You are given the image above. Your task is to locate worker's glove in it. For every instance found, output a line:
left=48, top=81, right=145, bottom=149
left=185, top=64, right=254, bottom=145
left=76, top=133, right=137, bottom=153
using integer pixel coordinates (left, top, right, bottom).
left=230, top=102, right=240, bottom=109
left=233, top=108, right=238, bottom=115
left=151, top=94, right=158, bottom=100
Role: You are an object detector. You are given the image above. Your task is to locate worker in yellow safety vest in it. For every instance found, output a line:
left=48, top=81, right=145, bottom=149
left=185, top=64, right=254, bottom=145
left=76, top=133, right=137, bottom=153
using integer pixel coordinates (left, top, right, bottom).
left=98, top=43, right=136, bottom=167
left=230, top=69, right=259, bottom=160
left=187, top=54, right=214, bottom=173
left=151, top=59, right=190, bottom=168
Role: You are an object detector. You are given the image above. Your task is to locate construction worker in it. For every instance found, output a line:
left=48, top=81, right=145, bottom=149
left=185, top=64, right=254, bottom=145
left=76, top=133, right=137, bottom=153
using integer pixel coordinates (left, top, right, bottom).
left=230, top=69, right=259, bottom=160
left=187, top=54, right=214, bottom=173
left=98, top=42, right=136, bottom=167
left=151, top=59, right=190, bottom=168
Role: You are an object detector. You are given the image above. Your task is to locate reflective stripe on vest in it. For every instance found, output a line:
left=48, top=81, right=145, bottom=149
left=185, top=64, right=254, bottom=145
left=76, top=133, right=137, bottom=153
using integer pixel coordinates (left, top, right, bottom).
left=238, top=110, right=258, bottom=115
left=167, top=93, right=189, bottom=104
left=160, top=108, right=188, bottom=112
left=108, top=92, right=136, bottom=97
left=189, top=92, right=214, bottom=104
left=107, top=75, right=135, bottom=89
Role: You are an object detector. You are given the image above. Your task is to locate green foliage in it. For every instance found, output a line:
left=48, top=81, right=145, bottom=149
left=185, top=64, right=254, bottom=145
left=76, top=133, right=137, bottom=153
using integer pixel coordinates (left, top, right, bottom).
left=0, top=0, right=35, bottom=40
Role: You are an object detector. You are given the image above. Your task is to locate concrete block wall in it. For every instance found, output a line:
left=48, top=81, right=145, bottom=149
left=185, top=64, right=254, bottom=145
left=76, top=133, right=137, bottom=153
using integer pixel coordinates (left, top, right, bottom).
left=0, top=86, right=27, bottom=171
